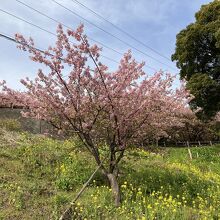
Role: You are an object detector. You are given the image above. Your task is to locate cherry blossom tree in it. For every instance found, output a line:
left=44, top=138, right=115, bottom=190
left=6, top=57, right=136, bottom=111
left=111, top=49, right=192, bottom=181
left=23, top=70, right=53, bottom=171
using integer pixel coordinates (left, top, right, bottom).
left=1, top=24, right=192, bottom=205
left=0, top=84, right=26, bottom=108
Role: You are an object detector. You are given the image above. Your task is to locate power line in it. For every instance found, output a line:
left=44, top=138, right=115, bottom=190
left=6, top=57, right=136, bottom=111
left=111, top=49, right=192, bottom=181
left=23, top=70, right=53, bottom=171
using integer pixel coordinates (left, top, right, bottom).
left=0, top=8, right=155, bottom=72
left=0, top=8, right=120, bottom=65
left=15, top=0, right=124, bottom=57
left=0, top=32, right=95, bottom=78
left=0, top=32, right=70, bottom=63
left=0, top=32, right=65, bottom=62
left=0, top=9, right=55, bottom=35
left=5, top=2, right=157, bottom=71
left=0, top=33, right=179, bottom=86
left=0, top=32, right=158, bottom=85
left=51, top=0, right=175, bottom=70
left=70, top=0, right=171, bottom=61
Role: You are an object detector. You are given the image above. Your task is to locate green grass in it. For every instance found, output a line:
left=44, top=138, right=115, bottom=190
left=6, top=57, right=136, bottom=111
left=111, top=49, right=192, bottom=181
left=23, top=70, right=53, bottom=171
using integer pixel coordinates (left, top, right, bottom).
left=0, top=128, right=220, bottom=219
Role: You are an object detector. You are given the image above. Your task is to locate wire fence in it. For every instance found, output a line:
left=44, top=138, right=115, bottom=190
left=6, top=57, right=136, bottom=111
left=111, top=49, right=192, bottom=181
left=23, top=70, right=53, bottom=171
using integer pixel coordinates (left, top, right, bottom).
left=1, top=107, right=220, bottom=147
left=0, top=107, right=53, bottom=134
left=174, top=141, right=220, bottom=147
left=141, top=140, right=220, bottom=148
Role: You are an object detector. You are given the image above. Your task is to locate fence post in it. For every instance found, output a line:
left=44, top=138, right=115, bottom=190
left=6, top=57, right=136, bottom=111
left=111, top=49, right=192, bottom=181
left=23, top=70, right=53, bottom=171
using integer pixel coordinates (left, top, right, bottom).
left=198, top=141, right=201, bottom=147
left=156, top=139, right=158, bottom=147
left=210, top=141, right=213, bottom=146
left=195, top=144, right=199, bottom=158
left=39, top=119, right=42, bottom=134
left=187, top=141, right=192, bottom=160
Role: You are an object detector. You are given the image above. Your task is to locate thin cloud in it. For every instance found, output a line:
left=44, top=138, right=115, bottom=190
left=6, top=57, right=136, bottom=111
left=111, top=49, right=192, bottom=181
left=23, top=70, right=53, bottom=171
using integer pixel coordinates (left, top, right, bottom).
left=0, top=0, right=212, bottom=89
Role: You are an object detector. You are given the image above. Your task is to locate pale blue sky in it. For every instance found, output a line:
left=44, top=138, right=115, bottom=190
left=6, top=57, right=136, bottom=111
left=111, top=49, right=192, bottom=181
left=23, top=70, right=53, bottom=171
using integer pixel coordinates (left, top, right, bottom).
left=0, top=0, right=212, bottom=90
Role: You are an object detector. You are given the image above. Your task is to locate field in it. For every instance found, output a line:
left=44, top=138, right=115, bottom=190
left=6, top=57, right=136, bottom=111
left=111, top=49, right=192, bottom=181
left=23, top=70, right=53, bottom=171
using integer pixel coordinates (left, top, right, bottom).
left=0, top=126, right=220, bottom=219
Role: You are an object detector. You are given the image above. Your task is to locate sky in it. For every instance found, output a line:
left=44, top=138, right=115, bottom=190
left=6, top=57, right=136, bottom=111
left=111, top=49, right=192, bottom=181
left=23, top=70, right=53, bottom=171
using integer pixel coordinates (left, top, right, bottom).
left=0, top=0, right=212, bottom=90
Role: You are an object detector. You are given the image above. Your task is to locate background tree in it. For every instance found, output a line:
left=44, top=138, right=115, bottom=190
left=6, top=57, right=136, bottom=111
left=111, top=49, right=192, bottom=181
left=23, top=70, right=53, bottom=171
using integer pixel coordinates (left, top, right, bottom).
left=167, top=108, right=220, bottom=142
left=1, top=24, right=191, bottom=205
left=0, top=86, right=26, bottom=108
left=172, top=0, right=220, bottom=118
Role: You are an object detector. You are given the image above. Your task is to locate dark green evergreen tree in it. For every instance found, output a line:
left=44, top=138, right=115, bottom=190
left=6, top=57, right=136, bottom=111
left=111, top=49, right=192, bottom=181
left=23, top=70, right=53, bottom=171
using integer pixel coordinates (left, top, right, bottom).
left=172, top=0, right=220, bottom=118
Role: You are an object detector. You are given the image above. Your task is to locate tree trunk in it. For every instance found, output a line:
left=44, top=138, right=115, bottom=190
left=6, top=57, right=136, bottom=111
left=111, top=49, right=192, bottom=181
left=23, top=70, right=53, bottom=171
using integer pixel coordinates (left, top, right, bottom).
left=107, top=173, right=121, bottom=206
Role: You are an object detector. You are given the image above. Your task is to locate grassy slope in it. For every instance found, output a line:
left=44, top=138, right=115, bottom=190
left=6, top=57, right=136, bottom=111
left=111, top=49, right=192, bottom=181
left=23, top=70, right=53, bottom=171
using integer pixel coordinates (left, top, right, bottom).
left=0, top=129, right=220, bottom=220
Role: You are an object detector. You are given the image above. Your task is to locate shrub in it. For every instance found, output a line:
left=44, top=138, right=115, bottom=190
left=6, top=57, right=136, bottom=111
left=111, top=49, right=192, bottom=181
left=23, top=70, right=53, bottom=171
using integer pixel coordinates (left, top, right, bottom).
left=0, top=119, right=21, bottom=131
